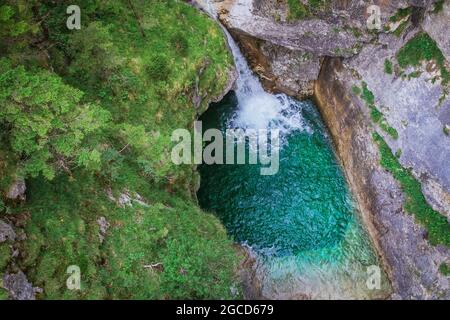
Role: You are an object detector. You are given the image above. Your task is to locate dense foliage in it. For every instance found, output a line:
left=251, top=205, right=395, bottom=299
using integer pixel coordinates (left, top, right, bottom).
left=0, top=0, right=240, bottom=299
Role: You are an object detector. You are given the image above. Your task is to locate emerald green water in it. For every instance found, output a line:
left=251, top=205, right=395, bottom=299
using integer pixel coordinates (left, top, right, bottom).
left=197, top=92, right=391, bottom=299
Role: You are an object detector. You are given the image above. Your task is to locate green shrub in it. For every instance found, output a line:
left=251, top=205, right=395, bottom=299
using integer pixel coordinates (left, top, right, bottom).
left=0, top=288, right=8, bottom=300
left=361, top=82, right=375, bottom=105
left=287, top=0, right=309, bottom=20
left=380, top=121, right=399, bottom=140
left=384, top=59, right=393, bottom=74
left=308, top=0, right=328, bottom=11
left=439, top=262, right=450, bottom=276
left=0, top=58, right=110, bottom=180
left=358, top=83, right=399, bottom=139
left=433, top=0, right=445, bottom=13
left=0, top=244, right=11, bottom=271
left=389, top=7, right=413, bottom=22
left=393, top=21, right=409, bottom=37
left=352, top=85, right=361, bottom=95
left=444, top=126, right=450, bottom=136
left=370, top=106, right=383, bottom=123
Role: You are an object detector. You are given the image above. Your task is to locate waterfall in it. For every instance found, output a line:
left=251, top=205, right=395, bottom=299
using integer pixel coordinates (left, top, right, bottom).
left=201, top=0, right=310, bottom=135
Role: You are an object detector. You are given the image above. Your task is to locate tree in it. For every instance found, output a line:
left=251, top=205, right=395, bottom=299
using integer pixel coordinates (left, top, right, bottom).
left=0, top=58, right=111, bottom=180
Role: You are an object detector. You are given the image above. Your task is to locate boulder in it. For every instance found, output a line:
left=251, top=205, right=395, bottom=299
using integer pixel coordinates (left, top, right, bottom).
left=0, top=220, right=15, bottom=243
left=6, top=179, right=26, bottom=201
left=2, top=271, right=36, bottom=300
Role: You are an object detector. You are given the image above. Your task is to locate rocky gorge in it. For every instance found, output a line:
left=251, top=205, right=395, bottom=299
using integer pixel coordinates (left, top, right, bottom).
left=193, top=0, right=450, bottom=299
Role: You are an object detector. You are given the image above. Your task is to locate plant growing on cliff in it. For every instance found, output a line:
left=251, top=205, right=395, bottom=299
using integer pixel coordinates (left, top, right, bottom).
left=444, top=126, right=450, bottom=136
left=384, top=59, right=393, bottom=75
left=439, top=262, right=450, bottom=276
left=397, top=32, right=450, bottom=85
left=361, top=82, right=375, bottom=105
left=389, top=7, right=413, bottom=23
left=370, top=106, right=383, bottom=123
left=393, top=21, right=409, bottom=37
left=357, top=82, right=399, bottom=140
left=379, top=121, right=399, bottom=140
left=352, top=85, right=361, bottom=95
left=433, top=0, right=445, bottom=13
left=287, top=0, right=309, bottom=20
left=308, top=0, right=329, bottom=12
left=373, top=133, right=450, bottom=247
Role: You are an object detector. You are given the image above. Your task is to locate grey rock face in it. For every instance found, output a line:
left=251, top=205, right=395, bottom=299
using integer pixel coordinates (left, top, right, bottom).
left=209, top=0, right=365, bottom=98
left=217, top=0, right=364, bottom=56
left=371, top=169, right=450, bottom=299
left=227, top=30, right=320, bottom=98
left=2, top=271, right=36, bottom=300
left=260, top=42, right=321, bottom=98
left=252, top=0, right=414, bottom=28
left=97, top=216, right=110, bottom=243
left=0, top=220, right=16, bottom=243
left=6, top=179, right=26, bottom=201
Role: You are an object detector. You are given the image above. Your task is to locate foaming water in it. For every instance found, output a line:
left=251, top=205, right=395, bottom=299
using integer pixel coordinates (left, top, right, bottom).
left=198, top=0, right=391, bottom=299
left=203, top=1, right=307, bottom=137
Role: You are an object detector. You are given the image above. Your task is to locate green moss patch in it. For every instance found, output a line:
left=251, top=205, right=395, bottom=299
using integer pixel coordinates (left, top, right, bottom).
left=397, top=32, right=450, bottom=85
left=384, top=59, right=393, bottom=75
left=439, top=262, right=450, bottom=276
left=0, top=243, right=11, bottom=271
left=356, top=82, right=399, bottom=140
left=287, top=0, right=309, bottom=20
left=433, top=0, right=445, bottom=13
left=389, top=7, right=413, bottom=23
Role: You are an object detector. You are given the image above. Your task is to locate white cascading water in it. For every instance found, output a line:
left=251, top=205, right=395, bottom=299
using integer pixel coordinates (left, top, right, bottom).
left=201, top=0, right=309, bottom=135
